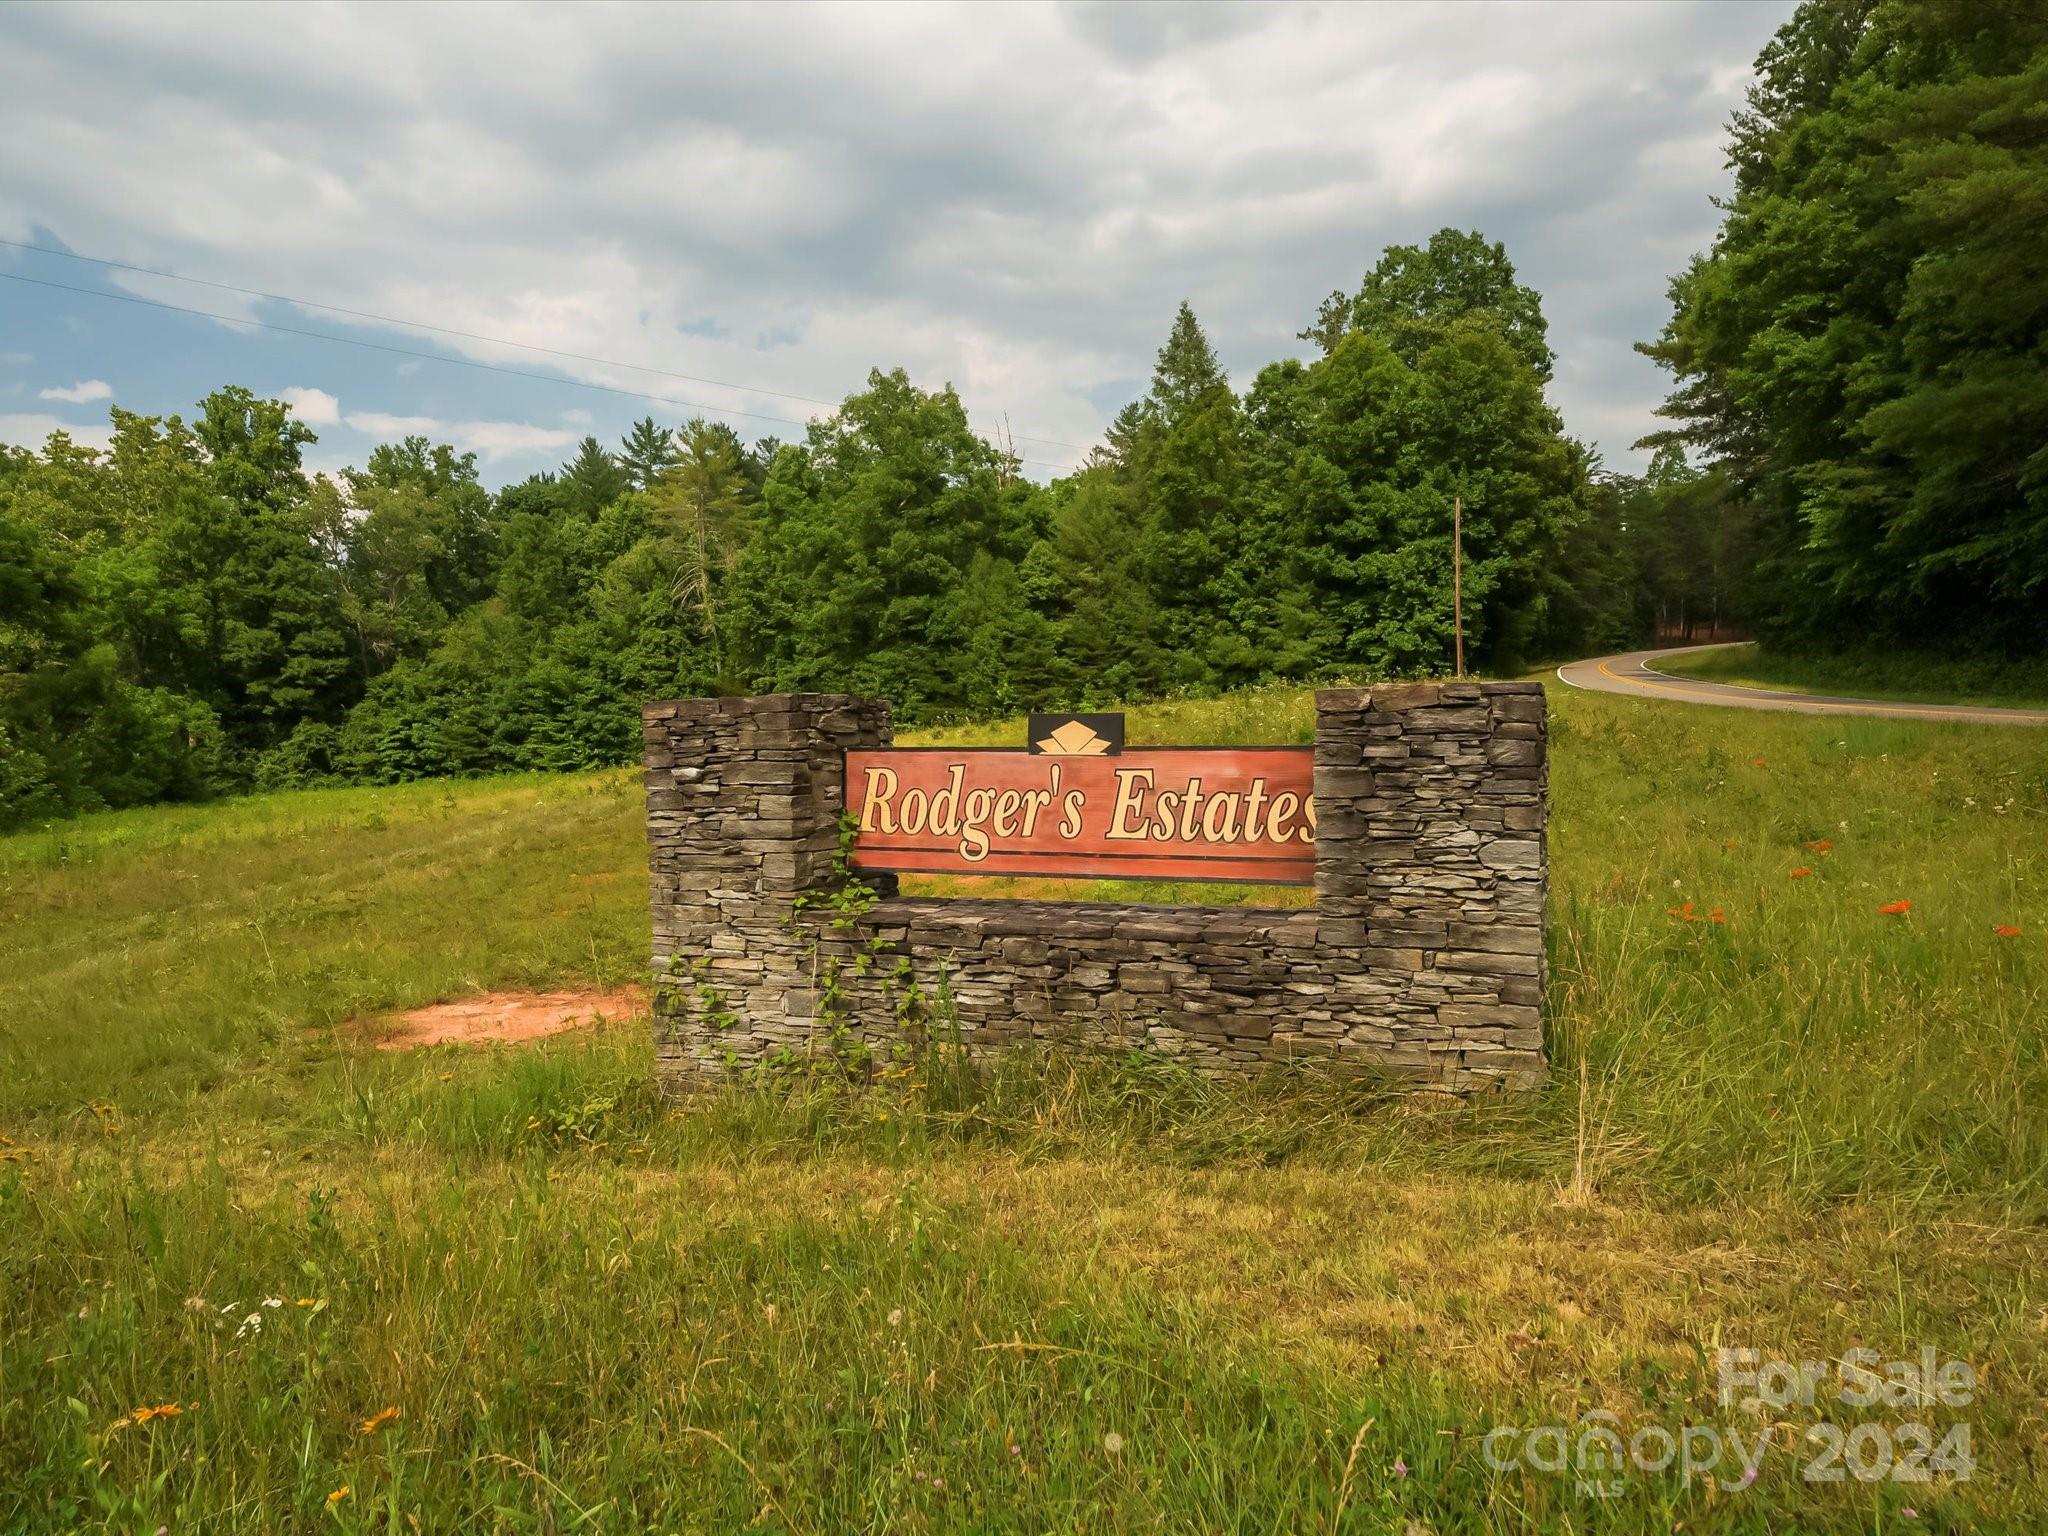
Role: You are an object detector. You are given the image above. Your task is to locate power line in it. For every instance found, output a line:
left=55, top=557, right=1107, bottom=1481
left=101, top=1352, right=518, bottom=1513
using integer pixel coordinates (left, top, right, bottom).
left=0, top=236, right=1098, bottom=457
left=0, top=271, right=1085, bottom=474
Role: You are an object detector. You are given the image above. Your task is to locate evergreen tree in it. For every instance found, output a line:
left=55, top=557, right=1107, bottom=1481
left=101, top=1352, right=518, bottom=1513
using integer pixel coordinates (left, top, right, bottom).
left=1023, top=469, right=1170, bottom=703
left=1297, top=290, right=1354, bottom=358
left=619, top=416, right=680, bottom=490
left=649, top=418, right=750, bottom=665
left=1130, top=303, right=1246, bottom=685
left=562, top=436, right=629, bottom=516
left=1149, top=301, right=1228, bottom=416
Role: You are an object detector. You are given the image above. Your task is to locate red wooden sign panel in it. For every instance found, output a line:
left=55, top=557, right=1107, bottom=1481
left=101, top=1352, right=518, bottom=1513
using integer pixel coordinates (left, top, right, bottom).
left=844, top=747, right=1316, bottom=884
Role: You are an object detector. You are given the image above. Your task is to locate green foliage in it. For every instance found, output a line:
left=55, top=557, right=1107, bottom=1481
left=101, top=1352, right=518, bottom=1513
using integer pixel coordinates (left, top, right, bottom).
left=617, top=414, right=679, bottom=490
left=561, top=434, right=630, bottom=515
left=724, top=368, right=1054, bottom=718
left=1309, top=226, right=1556, bottom=382
left=3, top=228, right=1681, bottom=824
left=1233, top=318, right=1589, bottom=676
left=1642, top=0, right=2048, bottom=652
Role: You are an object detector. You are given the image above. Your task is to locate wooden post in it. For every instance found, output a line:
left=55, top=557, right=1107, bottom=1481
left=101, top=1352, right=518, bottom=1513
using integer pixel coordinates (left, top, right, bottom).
left=1452, top=493, right=1465, bottom=679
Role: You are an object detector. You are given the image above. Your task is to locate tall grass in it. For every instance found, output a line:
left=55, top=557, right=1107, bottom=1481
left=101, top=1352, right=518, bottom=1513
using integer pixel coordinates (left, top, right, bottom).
left=2, top=684, right=2045, bottom=1529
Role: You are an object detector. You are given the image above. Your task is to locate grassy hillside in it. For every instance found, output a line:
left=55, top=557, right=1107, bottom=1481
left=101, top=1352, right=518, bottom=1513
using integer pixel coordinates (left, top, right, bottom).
left=1662, top=642, right=2048, bottom=713
left=1, top=684, right=2044, bottom=1530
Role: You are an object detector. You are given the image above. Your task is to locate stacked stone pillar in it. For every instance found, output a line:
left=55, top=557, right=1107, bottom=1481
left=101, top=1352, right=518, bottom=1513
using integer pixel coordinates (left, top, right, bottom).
left=645, top=682, right=1546, bottom=1090
left=642, top=693, right=892, bottom=1076
left=1311, top=683, right=1547, bottom=1075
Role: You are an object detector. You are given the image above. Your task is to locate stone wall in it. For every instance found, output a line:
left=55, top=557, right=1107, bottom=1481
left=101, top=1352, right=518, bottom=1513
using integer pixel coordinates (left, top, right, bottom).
left=643, top=682, right=1547, bottom=1091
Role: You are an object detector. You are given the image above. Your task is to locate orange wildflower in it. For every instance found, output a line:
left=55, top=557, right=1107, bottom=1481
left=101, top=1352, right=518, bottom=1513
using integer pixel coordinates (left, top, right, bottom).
left=1879, top=900, right=1912, bottom=916
left=129, top=1403, right=183, bottom=1425
left=1789, top=868, right=1813, bottom=879
left=1710, top=908, right=1727, bottom=924
left=359, top=1406, right=400, bottom=1436
left=1752, top=758, right=1768, bottom=768
left=1995, top=925, right=2021, bottom=939
left=1667, top=902, right=1702, bottom=923
left=327, top=1487, right=351, bottom=1506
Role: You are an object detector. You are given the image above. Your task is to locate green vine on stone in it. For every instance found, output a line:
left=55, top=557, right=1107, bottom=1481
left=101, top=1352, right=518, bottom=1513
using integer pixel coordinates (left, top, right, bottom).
left=762, top=809, right=947, bottom=1084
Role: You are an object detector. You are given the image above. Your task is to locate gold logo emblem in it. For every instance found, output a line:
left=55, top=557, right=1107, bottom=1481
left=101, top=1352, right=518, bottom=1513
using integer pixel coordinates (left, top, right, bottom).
left=1032, top=719, right=1114, bottom=755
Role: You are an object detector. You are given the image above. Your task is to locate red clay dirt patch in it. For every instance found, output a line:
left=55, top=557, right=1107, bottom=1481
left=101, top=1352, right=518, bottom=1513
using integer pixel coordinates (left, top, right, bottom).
left=370, top=986, right=647, bottom=1050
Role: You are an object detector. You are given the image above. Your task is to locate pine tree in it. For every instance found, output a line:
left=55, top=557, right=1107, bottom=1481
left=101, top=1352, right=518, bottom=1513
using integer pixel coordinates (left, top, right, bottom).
left=562, top=436, right=629, bottom=516
left=1134, top=303, right=1243, bottom=686
left=1149, top=301, right=1229, bottom=419
left=1297, top=290, right=1353, bottom=357
left=619, top=417, right=680, bottom=490
left=650, top=418, right=748, bottom=660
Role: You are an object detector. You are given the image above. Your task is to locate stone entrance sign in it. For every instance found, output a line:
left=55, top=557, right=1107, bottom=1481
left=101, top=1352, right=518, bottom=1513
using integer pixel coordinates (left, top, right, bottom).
left=643, top=683, right=1547, bottom=1090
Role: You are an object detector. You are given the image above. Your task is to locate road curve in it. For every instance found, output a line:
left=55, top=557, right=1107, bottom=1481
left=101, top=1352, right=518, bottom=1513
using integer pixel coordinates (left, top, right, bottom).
left=1556, top=643, right=2048, bottom=727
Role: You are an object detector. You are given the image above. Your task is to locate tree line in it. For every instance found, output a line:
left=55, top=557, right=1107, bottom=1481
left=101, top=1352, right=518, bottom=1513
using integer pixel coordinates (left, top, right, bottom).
left=2, top=232, right=1715, bottom=827
left=1641, top=0, right=2048, bottom=654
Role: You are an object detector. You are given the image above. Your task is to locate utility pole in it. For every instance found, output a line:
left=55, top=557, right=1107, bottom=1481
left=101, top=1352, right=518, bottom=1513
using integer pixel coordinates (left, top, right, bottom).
left=1452, top=492, right=1465, bottom=679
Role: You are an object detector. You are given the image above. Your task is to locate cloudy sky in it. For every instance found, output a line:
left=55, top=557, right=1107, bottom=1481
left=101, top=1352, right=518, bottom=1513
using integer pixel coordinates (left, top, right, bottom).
left=0, top=0, right=1792, bottom=484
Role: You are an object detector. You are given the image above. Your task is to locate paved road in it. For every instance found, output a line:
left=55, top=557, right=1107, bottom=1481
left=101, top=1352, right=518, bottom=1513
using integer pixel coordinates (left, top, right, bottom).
left=1556, top=643, right=2048, bottom=727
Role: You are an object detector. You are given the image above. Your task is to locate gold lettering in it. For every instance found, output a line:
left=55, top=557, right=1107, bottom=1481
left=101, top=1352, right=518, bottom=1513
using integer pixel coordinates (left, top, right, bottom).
left=992, top=788, right=1023, bottom=839
left=929, top=763, right=965, bottom=837
left=1152, top=788, right=1179, bottom=840
left=900, top=787, right=929, bottom=835
left=1267, top=791, right=1298, bottom=842
left=1106, top=768, right=1153, bottom=840
left=1022, top=765, right=1057, bottom=837
left=1299, top=795, right=1317, bottom=843
left=960, top=787, right=996, bottom=860
left=1242, top=777, right=1269, bottom=841
left=1058, top=788, right=1084, bottom=839
left=1177, top=778, right=1203, bottom=843
left=858, top=766, right=898, bottom=833
left=1202, top=791, right=1241, bottom=843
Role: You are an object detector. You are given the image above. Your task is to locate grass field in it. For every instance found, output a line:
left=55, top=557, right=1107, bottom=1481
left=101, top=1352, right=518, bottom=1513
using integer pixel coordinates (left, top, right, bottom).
left=3, top=683, right=2045, bottom=1531
left=1662, top=642, right=2048, bottom=713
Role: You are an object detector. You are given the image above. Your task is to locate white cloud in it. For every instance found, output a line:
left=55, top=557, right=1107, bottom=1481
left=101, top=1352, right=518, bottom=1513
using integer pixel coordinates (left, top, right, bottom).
left=343, top=410, right=438, bottom=437
left=38, top=378, right=111, bottom=403
left=281, top=385, right=341, bottom=424
left=0, top=1, right=1795, bottom=474
left=343, top=409, right=573, bottom=462
left=0, top=412, right=114, bottom=451
left=454, top=420, right=576, bottom=458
